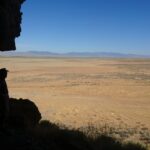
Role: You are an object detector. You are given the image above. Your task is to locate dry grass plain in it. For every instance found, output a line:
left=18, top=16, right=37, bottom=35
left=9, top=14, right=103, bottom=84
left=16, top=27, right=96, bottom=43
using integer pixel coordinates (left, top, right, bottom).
left=0, top=57, right=150, bottom=129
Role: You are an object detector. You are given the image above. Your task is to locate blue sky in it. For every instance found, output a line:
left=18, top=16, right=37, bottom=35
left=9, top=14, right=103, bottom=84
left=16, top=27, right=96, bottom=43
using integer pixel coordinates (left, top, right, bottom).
left=16, top=0, right=150, bottom=55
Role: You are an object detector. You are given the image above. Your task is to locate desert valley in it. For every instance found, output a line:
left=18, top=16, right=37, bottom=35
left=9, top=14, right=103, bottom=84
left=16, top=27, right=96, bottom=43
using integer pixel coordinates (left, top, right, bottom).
left=0, top=57, right=150, bottom=130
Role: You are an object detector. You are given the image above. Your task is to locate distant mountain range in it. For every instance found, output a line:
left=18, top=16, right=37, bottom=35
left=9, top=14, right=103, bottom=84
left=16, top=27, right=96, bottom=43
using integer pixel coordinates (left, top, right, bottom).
left=0, top=51, right=150, bottom=58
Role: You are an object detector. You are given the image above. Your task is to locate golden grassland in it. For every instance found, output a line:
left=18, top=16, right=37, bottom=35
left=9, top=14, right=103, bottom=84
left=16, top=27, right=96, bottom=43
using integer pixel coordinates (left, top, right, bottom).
left=0, top=57, right=150, bottom=129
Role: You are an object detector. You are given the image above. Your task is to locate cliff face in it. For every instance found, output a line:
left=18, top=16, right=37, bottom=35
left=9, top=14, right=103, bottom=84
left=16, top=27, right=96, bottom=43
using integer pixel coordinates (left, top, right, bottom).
left=0, top=0, right=25, bottom=51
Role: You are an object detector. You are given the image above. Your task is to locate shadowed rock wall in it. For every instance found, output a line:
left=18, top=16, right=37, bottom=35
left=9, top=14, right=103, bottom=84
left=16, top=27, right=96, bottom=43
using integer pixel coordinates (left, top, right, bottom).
left=0, top=0, right=25, bottom=51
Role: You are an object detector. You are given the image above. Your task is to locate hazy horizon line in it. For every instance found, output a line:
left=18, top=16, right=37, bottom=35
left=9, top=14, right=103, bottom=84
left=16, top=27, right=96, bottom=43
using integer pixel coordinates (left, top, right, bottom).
left=9, top=50, right=150, bottom=56
left=1, top=50, right=150, bottom=58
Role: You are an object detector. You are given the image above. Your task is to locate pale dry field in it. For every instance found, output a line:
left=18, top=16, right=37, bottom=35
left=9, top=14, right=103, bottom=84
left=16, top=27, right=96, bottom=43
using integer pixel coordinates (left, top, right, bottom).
left=0, top=57, right=150, bottom=129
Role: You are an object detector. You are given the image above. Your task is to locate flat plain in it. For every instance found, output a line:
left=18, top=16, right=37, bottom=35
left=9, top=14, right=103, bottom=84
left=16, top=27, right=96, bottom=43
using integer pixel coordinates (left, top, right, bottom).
left=0, top=57, right=150, bottom=129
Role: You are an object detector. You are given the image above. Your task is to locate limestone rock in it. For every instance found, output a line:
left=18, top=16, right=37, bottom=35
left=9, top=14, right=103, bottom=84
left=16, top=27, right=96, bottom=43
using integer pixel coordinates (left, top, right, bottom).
left=0, top=0, right=25, bottom=51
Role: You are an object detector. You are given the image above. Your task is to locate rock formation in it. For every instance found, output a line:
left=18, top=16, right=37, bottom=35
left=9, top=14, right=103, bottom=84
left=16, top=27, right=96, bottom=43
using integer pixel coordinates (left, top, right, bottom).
left=8, top=98, right=41, bottom=129
left=0, top=0, right=25, bottom=51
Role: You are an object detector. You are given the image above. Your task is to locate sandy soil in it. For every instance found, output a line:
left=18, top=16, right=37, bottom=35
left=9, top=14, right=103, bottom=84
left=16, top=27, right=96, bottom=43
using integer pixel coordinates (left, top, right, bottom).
left=0, top=57, right=150, bottom=128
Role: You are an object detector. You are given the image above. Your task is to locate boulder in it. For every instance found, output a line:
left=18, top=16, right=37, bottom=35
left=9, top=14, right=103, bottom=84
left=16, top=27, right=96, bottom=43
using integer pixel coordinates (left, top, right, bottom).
left=8, top=98, right=41, bottom=129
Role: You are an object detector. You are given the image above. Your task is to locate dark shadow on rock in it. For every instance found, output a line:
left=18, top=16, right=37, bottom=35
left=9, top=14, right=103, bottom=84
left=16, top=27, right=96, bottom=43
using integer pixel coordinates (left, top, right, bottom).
left=8, top=98, right=41, bottom=129
left=0, top=0, right=25, bottom=51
